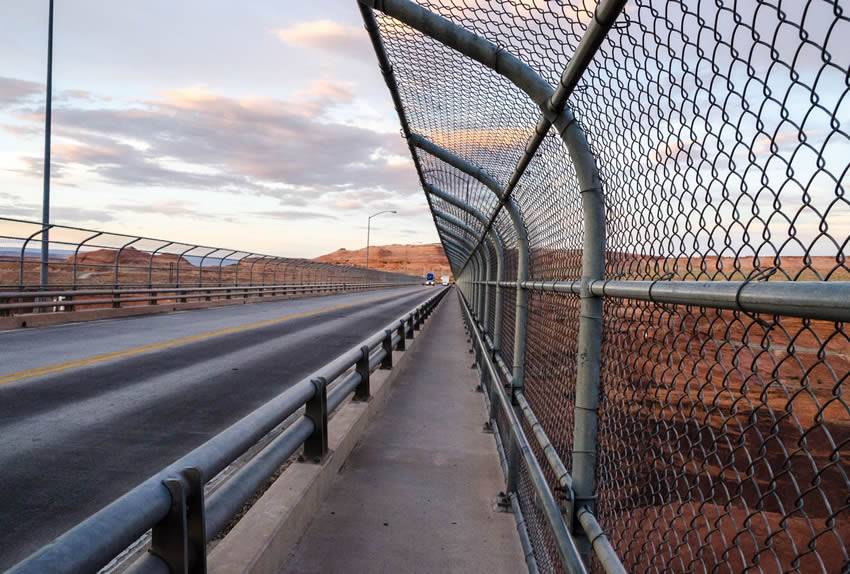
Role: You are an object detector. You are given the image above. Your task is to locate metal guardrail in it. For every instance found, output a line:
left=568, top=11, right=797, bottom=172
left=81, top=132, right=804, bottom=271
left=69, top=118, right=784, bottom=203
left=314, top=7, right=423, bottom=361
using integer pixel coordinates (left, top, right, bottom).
left=361, top=0, right=849, bottom=572
left=0, top=217, right=419, bottom=317
left=8, top=286, right=449, bottom=574
left=0, top=282, right=408, bottom=314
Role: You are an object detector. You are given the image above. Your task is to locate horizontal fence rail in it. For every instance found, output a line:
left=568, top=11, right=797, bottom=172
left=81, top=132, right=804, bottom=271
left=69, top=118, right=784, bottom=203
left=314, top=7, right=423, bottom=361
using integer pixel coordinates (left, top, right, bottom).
left=8, top=287, right=449, bottom=574
left=360, top=0, right=849, bottom=572
left=0, top=217, right=418, bottom=319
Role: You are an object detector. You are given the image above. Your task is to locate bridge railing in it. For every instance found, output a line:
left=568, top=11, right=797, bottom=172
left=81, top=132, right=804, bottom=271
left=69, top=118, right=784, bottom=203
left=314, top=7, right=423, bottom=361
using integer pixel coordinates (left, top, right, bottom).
left=0, top=216, right=418, bottom=317
left=361, top=0, right=849, bottom=572
left=8, top=286, right=449, bottom=574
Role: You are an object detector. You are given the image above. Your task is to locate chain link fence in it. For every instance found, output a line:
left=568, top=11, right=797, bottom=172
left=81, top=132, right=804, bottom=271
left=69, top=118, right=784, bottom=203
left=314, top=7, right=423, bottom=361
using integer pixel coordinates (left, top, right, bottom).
left=0, top=216, right=417, bottom=317
left=361, top=0, right=848, bottom=571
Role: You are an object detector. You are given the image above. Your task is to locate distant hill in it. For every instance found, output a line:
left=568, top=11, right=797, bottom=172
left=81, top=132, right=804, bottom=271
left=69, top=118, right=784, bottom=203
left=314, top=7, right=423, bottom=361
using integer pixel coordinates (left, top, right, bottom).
left=315, top=243, right=452, bottom=279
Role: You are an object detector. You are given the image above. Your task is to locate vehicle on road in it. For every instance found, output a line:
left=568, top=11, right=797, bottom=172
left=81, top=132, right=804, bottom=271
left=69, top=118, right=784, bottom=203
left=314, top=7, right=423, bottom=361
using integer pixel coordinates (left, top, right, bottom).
left=425, top=271, right=435, bottom=285
left=441, top=275, right=449, bottom=286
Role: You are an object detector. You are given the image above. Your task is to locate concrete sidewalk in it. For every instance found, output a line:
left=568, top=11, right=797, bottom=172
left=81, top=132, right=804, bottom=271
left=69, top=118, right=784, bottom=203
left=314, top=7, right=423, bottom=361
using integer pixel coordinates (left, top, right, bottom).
left=280, top=295, right=525, bottom=574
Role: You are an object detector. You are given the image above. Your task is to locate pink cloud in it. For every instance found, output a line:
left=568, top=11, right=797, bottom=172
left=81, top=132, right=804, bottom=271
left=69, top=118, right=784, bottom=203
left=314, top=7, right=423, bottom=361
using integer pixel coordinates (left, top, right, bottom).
left=274, top=20, right=367, bottom=57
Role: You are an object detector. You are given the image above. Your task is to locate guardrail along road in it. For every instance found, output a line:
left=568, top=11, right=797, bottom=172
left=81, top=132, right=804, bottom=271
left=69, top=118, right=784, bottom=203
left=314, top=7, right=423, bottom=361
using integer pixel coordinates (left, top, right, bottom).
left=0, top=285, right=434, bottom=569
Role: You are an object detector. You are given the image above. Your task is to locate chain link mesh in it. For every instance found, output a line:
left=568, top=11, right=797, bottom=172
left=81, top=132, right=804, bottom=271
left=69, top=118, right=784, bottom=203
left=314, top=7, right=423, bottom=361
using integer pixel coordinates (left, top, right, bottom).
left=371, top=0, right=849, bottom=571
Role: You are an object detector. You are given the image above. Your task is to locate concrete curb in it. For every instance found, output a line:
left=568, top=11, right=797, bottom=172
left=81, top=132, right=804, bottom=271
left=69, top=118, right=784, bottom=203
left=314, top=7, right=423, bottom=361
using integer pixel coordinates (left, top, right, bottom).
left=206, top=292, right=446, bottom=574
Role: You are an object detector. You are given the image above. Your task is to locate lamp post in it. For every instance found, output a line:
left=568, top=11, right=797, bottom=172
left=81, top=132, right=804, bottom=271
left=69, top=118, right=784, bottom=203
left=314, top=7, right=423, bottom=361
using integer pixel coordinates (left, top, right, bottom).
left=365, top=210, right=397, bottom=269
left=40, top=0, right=54, bottom=289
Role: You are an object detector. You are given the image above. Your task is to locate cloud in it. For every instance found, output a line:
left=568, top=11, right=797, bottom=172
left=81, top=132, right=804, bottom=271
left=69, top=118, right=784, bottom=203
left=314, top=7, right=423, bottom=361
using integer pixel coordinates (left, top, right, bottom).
left=248, top=210, right=337, bottom=221
left=104, top=200, right=229, bottom=221
left=0, top=198, right=113, bottom=223
left=0, top=76, right=42, bottom=108
left=294, top=79, right=355, bottom=114
left=274, top=20, right=368, bottom=58
left=6, top=79, right=420, bottom=204
left=334, top=197, right=362, bottom=210
left=0, top=77, right=97, bottom=109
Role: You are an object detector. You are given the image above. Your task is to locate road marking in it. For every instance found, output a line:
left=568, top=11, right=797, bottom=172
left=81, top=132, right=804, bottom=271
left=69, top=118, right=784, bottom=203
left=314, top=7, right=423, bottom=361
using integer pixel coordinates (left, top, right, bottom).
left=0, top=294, right=394, bottom=386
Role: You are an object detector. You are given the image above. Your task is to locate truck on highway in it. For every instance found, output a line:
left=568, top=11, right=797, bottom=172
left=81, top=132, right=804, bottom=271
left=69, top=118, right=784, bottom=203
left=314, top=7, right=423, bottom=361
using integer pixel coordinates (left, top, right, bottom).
left=441, top=275, right=450, bottom=286
left=425, top=272, right=435, bottom=285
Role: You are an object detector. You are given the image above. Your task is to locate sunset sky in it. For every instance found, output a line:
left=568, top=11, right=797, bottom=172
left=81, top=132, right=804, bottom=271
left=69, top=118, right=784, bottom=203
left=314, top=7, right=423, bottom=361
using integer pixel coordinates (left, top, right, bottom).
left=0, top=0, right=436, bottom=257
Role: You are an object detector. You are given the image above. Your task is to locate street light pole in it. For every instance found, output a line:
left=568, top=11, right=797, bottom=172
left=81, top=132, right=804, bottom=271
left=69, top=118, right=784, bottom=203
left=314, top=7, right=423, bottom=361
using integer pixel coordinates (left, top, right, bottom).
left=365, top=210, right=397, bottom=269
left=40, top=0, right=54, bottom=289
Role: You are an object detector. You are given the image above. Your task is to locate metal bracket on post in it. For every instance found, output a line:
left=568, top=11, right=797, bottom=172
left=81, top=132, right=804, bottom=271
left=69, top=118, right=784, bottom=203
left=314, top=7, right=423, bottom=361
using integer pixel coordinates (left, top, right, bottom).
left=150, top=467, right=207, bottom=574
left=304, top=377, right=329, bottom=462
left=354, top=346, right=371, bottom=401
left=380, top=329, right=393, bottom=369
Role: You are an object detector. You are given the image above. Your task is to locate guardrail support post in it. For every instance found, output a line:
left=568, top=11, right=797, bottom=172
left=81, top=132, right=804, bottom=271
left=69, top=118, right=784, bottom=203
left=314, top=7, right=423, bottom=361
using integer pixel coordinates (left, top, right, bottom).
left=304, top=377, right=329, bottom=462
left=150, top=467, right=207, bottom=574
left=406, top=314, right=414, bottom=339
left=380, top=329, right=393, bottom=369
left=396, top=320, right=406, bottom=351
left=355, top=346, right=371, bottom=401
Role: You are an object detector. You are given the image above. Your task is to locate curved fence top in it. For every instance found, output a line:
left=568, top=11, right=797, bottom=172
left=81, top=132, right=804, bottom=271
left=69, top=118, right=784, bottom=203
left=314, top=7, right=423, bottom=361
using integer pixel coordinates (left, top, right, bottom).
left=0, top=216, right=417, bottom=289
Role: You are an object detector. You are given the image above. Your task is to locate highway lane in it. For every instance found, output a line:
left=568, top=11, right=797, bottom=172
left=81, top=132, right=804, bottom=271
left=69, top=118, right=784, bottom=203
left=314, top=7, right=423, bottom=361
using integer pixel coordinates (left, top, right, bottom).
left=0, top=286, right=435, bottom=569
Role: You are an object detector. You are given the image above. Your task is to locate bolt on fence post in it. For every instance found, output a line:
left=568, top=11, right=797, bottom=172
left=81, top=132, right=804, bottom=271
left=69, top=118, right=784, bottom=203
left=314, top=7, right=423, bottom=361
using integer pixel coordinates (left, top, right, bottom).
left=149, top=467, right=207, bottom=574
left=354, top=346, right=371, bottom=401
left=304, top=377, right=329, bottom=462
left=380, top=329, right=393, bottom=369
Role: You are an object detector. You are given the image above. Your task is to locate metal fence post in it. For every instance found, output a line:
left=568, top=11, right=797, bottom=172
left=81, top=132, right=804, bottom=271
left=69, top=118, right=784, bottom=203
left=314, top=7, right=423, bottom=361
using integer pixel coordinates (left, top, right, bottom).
left=478, top=248, right=489, bottom=331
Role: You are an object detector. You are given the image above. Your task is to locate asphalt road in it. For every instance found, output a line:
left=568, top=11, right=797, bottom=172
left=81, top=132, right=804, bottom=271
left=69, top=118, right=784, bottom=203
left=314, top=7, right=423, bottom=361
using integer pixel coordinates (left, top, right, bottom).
left=0, top=286, right=435, bottom=569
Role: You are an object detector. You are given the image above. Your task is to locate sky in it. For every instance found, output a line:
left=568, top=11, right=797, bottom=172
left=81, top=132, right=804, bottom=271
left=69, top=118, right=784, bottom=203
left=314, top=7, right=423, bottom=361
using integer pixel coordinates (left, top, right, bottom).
left=0, top=0, right=437, bottom=257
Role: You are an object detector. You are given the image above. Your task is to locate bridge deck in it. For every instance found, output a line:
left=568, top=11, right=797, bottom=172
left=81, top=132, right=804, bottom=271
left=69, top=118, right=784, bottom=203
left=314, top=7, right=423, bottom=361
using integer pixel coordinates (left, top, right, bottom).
left=281, top=295, right=524, bottom=573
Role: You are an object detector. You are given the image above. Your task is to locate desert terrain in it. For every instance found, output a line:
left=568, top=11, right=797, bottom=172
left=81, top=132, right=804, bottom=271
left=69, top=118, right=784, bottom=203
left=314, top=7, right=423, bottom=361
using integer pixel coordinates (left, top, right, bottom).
left=315, top=243, right=452, bottom=279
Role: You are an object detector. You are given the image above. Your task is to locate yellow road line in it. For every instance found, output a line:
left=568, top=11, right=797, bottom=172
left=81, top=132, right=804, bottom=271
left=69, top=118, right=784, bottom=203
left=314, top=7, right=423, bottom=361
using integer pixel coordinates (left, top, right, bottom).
left=0, top=295, right=388, bottom=386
